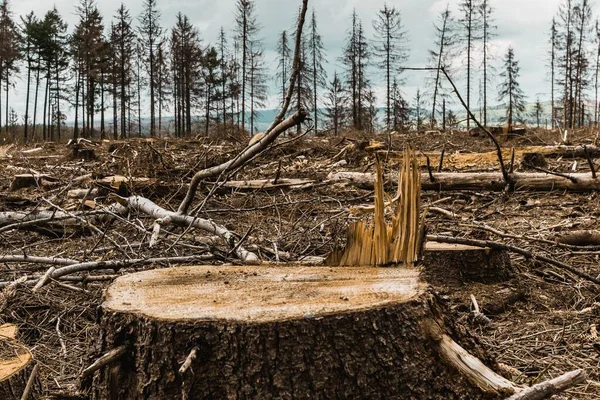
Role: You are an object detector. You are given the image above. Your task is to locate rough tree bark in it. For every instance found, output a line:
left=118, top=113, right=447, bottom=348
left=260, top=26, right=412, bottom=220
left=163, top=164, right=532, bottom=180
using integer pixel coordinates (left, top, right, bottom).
left=85, top=265, right=516, bottom=399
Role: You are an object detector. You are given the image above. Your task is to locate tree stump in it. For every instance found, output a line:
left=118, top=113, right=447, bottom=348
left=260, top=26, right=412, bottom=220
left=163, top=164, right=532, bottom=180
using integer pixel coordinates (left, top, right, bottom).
left=87, top=265, right=515, bottom=399
left=422, top=242, right=513, bottom=285
left=0, top=324, right=41, bottom=399
left=521, top=152, right=548, bottom=169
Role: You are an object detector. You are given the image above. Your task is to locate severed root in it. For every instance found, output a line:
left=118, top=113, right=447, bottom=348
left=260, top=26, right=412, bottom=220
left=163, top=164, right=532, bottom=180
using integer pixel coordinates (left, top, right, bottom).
left=505, top=369, right=587, bottom=400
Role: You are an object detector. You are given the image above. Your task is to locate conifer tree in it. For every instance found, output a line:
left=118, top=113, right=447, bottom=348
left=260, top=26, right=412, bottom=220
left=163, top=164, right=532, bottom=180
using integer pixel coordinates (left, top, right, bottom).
left=427, top=5, right=455, bottom=127
left=274, top=30, right=291, bottom=107
left=323, top=71, right=348, bottom=135
left=307, top=9, right=327, bottom=133
left=372, top=3, right=409, bottom=131
left=0, top=0, right=20, bottom=136
left=235, top=0, right=260, bottom=134
left=498, top=46, right=526, bottom=132
left=138, top=0, right=163, bottom=136
left=458, top=0, right=482, bottom=130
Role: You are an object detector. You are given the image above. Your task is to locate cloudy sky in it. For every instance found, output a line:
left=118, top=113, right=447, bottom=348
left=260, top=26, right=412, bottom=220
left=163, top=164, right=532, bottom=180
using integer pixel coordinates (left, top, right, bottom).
left=9, top=0, right=569, bottom=116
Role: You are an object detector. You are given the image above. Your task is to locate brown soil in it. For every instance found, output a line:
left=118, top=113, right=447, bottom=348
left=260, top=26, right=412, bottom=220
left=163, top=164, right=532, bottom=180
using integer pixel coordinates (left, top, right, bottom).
left=0, top=128, right=599, bottom=398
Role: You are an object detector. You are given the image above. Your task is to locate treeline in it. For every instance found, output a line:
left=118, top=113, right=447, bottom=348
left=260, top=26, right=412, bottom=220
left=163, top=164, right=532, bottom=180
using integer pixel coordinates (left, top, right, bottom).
left=0, top=0, right=598, bottom=143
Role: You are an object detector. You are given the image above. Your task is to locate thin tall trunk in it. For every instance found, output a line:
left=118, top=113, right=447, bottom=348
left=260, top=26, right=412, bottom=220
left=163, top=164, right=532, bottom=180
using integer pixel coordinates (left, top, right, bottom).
left=466, top=3, right=472, bottom=131
left=33, top=64, right=40, bottom=139
left=42, top=71, right=50, bottom=141
left=431, top=12, right=448, bottom=127
left=24, top=53, right=32, bottom=143
left=113, top=75, right=118, bottom=140
left=241, top=12, right=247, bottom=134
left=101, top=74, right=106, bottom=140
left=482, top=0, right=488, bottom=127
left=74, top=69, right=80, bottom=140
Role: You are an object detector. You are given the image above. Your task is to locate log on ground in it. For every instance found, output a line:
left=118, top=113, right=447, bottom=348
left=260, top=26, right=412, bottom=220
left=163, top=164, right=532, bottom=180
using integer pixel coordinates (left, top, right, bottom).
left=328, top=171, right=600, bottom=192
left=86, top=265, right=516, bottom=399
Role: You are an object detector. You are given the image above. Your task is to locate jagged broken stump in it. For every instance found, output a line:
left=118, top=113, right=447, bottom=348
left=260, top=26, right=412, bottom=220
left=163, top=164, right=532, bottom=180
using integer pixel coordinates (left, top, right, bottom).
left=89, top=265, right=516, bottom=399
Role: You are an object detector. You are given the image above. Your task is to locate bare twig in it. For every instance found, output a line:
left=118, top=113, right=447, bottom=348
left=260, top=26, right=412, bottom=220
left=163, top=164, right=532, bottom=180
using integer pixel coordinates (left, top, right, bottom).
left=20, top=362, right=39, bottom=400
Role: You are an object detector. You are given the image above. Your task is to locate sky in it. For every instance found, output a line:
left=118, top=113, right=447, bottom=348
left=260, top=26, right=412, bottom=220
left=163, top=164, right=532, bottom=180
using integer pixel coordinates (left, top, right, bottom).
left=8, top=0, right=567, bottom=119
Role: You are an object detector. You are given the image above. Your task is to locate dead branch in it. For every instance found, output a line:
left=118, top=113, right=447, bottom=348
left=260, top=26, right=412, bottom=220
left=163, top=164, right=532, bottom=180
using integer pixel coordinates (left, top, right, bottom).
left=125, top=196, right=257, bottom=262
left=0, top=255, right=78, bottom=266
left=50, top=255, right=215, bottom=281
left=505, top=369, right=586, bottom=400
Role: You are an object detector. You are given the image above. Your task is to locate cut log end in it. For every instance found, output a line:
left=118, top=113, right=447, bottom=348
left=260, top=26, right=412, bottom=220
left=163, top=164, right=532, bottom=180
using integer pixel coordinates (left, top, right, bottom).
left=0, top=324, right=41, bottom=400
left=89, top=265, right=512, bottom=399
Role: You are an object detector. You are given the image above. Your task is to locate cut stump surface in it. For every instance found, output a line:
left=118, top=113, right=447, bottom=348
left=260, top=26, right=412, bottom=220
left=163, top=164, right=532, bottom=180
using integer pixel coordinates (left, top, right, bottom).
left=90, top=265, right=510, bottom=400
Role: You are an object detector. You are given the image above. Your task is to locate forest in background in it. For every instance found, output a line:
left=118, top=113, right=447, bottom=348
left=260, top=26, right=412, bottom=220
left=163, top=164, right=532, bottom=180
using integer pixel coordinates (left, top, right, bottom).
left=0, top=0, right=597, bottom=142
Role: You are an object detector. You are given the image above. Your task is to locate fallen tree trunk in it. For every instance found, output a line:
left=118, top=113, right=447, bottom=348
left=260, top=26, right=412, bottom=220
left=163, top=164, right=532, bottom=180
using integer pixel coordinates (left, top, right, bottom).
left=328, top=171, right=600, bottom=192
left=557, top=230, right=600, bottom=246
left=86, top=265, right=516, bottom=399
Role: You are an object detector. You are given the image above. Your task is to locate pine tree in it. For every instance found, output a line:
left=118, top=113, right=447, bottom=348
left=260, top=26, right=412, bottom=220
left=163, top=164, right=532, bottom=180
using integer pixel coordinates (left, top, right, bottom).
left=323, top=71, right=348, bottom=135
left=138, top=0, right=163, bottom=136
left=532, top=96, right=544, bottom=127
left=427, top=5, right=456, bottom=127
left=170, top=13, right=202, bottom=136
left=550, top=18, right=558, bottom=127
left=372, top=3, right=409, bottom=131
left=498, top=46, right=526, bottom=132
left=202, top=46, right=224, bottom=135
left=20, top=12, right=39, bottom=142
left=0, top=0, right=20, bottom=136
left=412, top=88, right=427, bottom=131
left=307, top=9, right=327, bottom=133
left=72, top=0, right=105, bottom=138
left=479, top=0, right=496, bottom=127
left=342, top=10, right=371, bottom=131
left=594, top=19, right=600, bottom=125
left=391, top=77, right=410, bottom=132
left=572, top=0, right=592, bottom=127
left=235, top=0, right=260, bottom=135
left=111, top=4, right=136, bottom=139
left=155, top=39, right=170, bottom=136
left=458, top=0, right=482, bottom=130
left=274, top=30, right=291, bottom=107
left=248, top=44, right=267, bottom=135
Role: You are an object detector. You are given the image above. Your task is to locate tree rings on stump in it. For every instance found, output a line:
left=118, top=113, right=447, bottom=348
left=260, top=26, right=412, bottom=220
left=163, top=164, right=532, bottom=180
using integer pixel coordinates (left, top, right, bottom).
left=422, top=242, right=513, bottom=285
left=0, top=324, right=41, bottom=399
left=87, top=265, right=511, bottom=399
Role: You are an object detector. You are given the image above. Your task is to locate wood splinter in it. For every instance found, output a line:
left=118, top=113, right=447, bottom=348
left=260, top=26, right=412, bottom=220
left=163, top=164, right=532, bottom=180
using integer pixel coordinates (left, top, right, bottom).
left=81, top=345, right=127, bottom=378
left=179, top=348, right=198, bottom=375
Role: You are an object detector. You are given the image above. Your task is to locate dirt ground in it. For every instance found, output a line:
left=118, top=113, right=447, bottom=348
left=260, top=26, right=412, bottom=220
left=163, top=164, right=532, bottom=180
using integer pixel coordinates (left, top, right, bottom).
left=1, top=127, right=600, bottom=398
